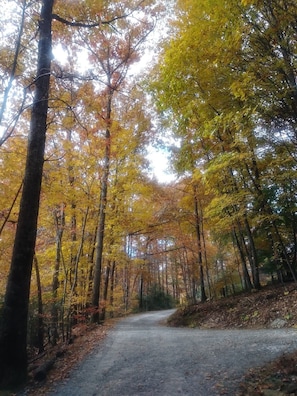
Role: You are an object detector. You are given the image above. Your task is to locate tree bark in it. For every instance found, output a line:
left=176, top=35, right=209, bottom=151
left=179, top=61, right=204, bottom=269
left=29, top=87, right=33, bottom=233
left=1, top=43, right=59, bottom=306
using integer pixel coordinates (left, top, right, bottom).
left=193, top=185, right=207, bottom=303
left=101, top=260, right=112, bottom=321
left=244, top=217, right=261, bottom=289
left=91, top=90, right=112, bottom=323
left=33, top=255, right=44, bottom=354
left=51, top=205, right=65, bottom=345
left=232, top=227, right=253, bottom=291
left=0, top=0, right=53, bottom=388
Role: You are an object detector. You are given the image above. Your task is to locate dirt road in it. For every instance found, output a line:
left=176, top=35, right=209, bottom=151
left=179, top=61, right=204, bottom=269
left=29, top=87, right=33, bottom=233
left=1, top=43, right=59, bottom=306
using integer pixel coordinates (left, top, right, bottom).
left=49, top=310, right=297, bottom=395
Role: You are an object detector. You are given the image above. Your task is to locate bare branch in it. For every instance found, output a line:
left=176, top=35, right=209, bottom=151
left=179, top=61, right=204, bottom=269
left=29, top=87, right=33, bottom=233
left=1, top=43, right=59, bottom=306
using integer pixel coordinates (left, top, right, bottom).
left=0, top=181, right=24, bottom=236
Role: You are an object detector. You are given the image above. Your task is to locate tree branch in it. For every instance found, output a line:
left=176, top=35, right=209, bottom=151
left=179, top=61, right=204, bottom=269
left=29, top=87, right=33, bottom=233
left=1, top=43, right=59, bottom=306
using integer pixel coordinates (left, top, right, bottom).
left=52, top=0, right=149, bottom=28
left=52, top=13, right=129, bottom=28
left=0, top=180, right=23, bottom=236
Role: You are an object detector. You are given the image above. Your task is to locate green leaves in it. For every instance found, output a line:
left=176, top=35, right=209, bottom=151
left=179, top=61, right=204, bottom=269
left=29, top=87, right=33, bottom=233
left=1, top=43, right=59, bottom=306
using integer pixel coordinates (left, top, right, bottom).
left=152, top=0, right=297, bottom=289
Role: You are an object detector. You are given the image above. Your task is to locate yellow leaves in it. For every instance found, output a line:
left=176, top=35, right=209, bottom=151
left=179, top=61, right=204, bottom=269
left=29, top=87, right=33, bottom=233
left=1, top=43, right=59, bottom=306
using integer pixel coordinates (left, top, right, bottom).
left=206, top=192, right=247, bottom=220
left=230, top=72, right=255, bottom=102
left=241, top=0, right=263, bottom=6
left=241, top=0, right=257, bottom=5
left=0, top=139, right=27, bottom=282
left=230, top=81, right=247, bottom=101
left=205, top=151, right=248, bottom=183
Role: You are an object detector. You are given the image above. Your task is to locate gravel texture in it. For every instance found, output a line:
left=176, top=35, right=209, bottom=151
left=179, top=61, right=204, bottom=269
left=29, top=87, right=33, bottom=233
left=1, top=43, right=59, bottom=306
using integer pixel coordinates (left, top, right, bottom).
left=49, top=309, right=297, bottom=396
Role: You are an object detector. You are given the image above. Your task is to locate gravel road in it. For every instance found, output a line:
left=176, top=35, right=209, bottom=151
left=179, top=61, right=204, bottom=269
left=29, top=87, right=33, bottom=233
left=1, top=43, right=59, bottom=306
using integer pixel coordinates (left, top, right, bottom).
left=49, top=309, right=297, bottom=396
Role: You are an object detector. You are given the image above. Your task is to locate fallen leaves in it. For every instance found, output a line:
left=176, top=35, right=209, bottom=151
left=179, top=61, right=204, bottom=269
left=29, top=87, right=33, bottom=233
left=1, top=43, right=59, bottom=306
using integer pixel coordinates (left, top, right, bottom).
left=168, top=283, right=297, bottom=395
left=22, top=320, right=116, bottom=396
left=167, top=283, right=297, bottom=330
left=238, top=352, right=297, bottom=395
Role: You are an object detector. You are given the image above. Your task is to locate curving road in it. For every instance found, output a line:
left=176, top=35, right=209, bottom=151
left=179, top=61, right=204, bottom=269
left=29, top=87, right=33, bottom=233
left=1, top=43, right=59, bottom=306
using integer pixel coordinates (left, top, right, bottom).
left=49, top=310, right=297, bottom=396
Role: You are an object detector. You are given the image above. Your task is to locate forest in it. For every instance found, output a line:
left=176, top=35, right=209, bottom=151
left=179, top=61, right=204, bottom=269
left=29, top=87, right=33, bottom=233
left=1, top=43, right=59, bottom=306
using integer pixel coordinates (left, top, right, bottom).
left=0, top=0, right=296, bottom=389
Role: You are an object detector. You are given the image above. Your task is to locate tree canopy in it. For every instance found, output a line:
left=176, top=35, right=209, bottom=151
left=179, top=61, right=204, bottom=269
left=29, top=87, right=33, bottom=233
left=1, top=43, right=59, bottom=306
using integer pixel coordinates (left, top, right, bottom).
left=0, top=0, right=296, bottom=389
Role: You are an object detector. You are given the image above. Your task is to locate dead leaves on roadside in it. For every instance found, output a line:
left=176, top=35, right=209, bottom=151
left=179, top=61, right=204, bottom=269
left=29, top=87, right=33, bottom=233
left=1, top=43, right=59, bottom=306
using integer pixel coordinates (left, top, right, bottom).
left=238, top=353, right=297, bottom=396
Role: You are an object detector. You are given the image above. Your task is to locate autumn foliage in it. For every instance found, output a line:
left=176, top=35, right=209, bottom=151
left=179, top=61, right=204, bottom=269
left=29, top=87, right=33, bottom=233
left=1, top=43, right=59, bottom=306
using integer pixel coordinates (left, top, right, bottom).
left=0, top=0, right=297, bottom=389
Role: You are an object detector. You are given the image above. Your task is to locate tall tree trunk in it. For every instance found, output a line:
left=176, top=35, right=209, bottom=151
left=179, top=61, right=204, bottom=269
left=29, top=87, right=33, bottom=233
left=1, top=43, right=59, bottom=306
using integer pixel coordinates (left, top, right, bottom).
left=244, top=217, right=261, bottom=289
left=292, top=214, right=297, bottom=273
left=91, top=90, right=112, bottom=323
left=109, top=260, right=116, bottom=318
left=232, top=227, right=253, bottom=291
left=51, top=205, right=65, bottom=345
left=171, top=259, right=179, bottom=302
left=180, top=248, right=191, bottom=302
left=139, top=273, right=144, bottom=311
left=164, top=252, right=169, bottom=295
left=193, top=186, right=207, bottom=302
left=124, top=260, right=130, bottom=312
left=201, top=208, right=213, bottom=298
left=0, top=0, right=53, bottom=388
left=271, top=220, right=297, bottom=283
left=65, top=208, right=89, bottom=338
left=100, top=261, right=111, bottom=321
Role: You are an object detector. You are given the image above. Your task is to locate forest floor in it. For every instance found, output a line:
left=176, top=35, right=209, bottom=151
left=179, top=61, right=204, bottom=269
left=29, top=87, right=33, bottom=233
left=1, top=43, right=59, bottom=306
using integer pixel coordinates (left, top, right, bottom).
left=12, top=282, right=297, bottom=396
left=168, top=282, right=297, bottom=395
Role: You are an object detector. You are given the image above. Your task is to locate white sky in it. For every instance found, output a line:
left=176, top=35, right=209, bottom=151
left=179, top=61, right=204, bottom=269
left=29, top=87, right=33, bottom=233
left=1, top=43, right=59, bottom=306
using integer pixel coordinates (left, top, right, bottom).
left=146, top=145, right=176, bottom=183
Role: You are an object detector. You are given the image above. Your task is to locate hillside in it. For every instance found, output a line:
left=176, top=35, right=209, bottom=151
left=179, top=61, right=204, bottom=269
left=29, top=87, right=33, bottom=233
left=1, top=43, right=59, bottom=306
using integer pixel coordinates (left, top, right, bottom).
left=168, top=282, right=297, bottom=395
left=168, top=283, right=297, bottom=330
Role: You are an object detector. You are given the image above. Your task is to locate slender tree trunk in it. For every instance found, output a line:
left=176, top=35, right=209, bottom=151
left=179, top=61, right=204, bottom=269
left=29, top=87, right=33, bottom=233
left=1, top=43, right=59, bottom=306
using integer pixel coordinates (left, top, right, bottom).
left=65, top=208, right=89, bottom=338
left=172, top=259, right=179, bottom=302
left=91, top=91, right=112, bottom=323
left=51, top=206, right=65, bottom=345
left=165, top=253, right=169, bottom=295
left=109, top=261, right=116, bottom=318
left=139, top=273, right=144, bottom=311
left=101, top=261, right=111, bottom=321
left=232, top=227, right=253, bottom=291
left=180, top=249, right=191, bottom=301
left=191, top=277, right=197, bottom=304
left=244, top=217, right=261, bottom=289
left=0, top=0, right=53, bottom=388
left=124, top=261, right=130, bottom=312
left=86, top=223, right=99, bottom=298
left=292, top=214, right=297, bottom=272
left=272, top=220, right=297, bottom=283
left=201, top=216, right=212, bottom=298
left=193, top=186, right=207, bottom=302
